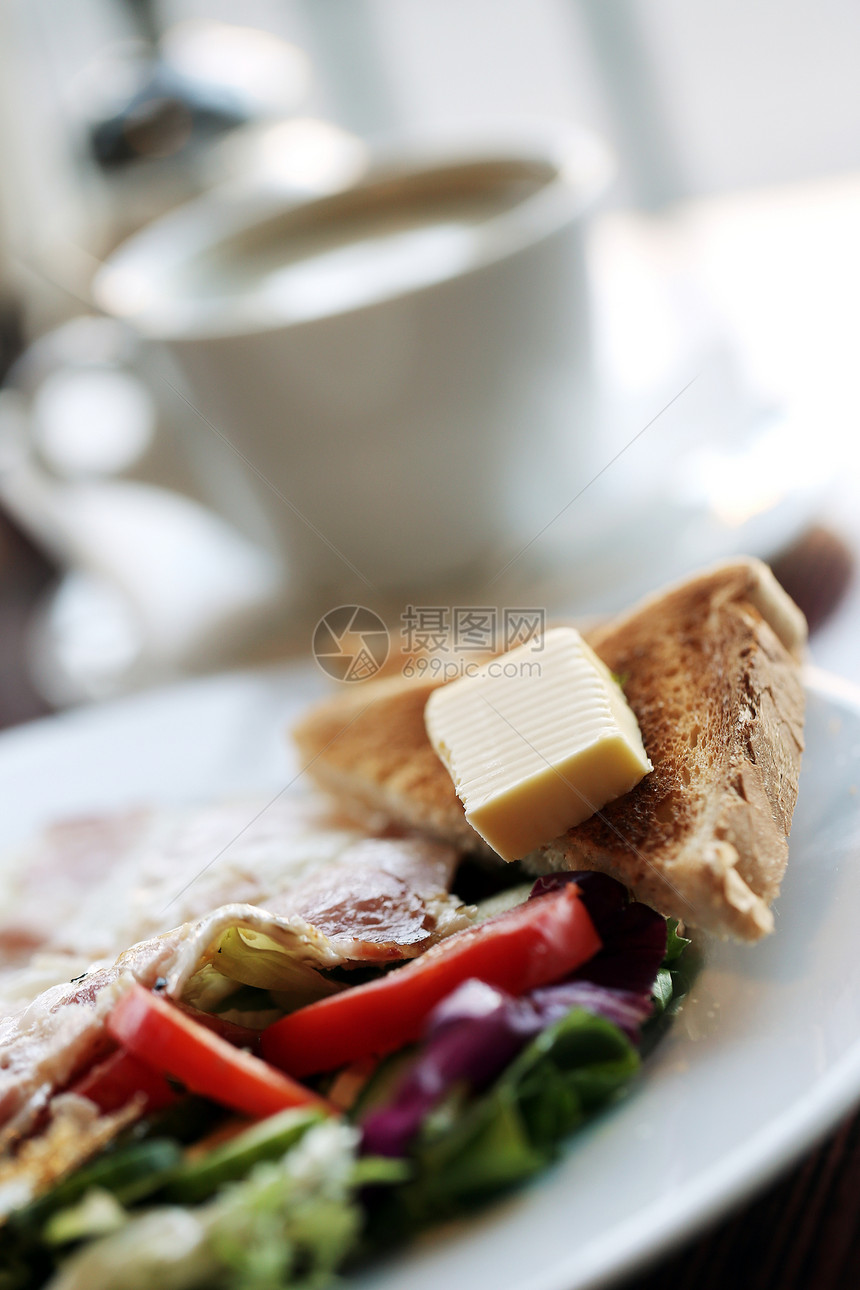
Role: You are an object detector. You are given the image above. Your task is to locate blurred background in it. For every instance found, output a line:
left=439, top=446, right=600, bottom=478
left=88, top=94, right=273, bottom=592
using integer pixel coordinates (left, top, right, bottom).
left=0, top=0, right=858, bottom=723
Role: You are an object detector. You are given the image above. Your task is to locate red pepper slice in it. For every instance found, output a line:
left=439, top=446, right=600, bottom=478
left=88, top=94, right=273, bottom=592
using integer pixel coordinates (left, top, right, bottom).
left=261, top=884, right=600, bottom=1077
left=107, top=984, right=326, bottom=1119
left=72, top=1003, right=259, bottom=1114
left=72, top=1048, right=179, bottom=1114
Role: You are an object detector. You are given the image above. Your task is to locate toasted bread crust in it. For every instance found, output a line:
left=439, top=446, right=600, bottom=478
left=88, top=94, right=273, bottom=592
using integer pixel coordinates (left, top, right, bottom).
left=293, top=559, right=806, bottom=940
left=294, top=674, right=479, bottom=850
left=532, top=559, right=806, bottom=939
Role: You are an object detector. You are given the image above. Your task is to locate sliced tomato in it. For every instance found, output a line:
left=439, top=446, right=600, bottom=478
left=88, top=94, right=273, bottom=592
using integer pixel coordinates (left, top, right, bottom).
left=261, top=884, right=600, bottom=1077
left=107, top=984, right=327, bottom=1120
left=72, top=1047, right=179, bottom=1114
left=72, top=1004, right=258, bottom=1115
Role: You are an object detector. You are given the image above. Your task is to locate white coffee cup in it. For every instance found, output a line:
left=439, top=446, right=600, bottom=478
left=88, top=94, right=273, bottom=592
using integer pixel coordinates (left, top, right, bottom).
left=91, top=123, right=613, bottom=606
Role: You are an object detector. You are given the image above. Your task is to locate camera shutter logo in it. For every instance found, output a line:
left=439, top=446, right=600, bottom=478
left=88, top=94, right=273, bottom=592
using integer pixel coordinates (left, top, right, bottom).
left=313, top=606, right=390, bottom=682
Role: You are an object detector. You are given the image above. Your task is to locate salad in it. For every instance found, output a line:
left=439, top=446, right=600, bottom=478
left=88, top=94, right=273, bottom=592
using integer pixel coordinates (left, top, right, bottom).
left=0, top=869, right=692, bottom=1290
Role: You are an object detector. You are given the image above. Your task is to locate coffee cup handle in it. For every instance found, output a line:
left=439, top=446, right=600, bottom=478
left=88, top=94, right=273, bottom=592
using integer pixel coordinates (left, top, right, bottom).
left=0, top=373, right=285, bottom=675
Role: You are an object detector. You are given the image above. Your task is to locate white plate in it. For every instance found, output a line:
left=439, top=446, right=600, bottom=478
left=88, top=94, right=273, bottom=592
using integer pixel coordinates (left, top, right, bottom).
left=1, top=663, right=860, bottom=1290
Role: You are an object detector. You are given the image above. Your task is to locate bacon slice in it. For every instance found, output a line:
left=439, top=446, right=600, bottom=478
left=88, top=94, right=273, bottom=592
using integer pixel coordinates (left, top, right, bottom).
left=263, top=837, right=468, bottom=959
left=0, top=812, right=472, bottom=1164
left=0, top=934, right=186, bottom=1149
left=0, top=799, right=470, bottom=1016
left=0, top=798, right=367, bottom=980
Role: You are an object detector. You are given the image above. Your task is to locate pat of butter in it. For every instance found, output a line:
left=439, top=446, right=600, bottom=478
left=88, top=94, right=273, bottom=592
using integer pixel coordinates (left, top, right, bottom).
left=424, top=626, right=652, bottom=861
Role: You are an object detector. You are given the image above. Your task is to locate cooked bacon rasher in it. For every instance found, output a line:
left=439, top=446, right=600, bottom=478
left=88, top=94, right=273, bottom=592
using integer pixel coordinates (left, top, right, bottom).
left=0, top=803, right=473, bottom=1216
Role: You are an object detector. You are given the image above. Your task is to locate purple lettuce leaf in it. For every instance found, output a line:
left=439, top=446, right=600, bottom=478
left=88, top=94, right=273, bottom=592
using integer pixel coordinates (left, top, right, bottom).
left=528, top=979, right=654, bottom=1039
left=361, top=975, right=651, bottom=1158
left=360, top=980, right=528, bottom=1157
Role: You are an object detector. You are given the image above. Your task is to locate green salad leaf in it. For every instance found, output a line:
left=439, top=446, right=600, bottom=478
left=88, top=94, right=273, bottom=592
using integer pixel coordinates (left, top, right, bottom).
left=45, top=1122, right=369, bottom=1290
left=663, top=919, right=692, bottom=966
left=369, top=1007, right=639, bottom=1233
left=650, top=967, right=675, bottom=1015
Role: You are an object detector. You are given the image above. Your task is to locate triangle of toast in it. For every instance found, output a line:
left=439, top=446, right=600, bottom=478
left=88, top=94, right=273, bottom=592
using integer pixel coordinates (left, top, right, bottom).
left=294, top=559, right=806, bottom=940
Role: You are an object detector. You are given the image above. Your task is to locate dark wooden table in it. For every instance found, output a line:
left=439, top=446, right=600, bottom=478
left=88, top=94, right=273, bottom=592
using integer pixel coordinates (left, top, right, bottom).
left=626, top=1109, right=860, bottom=1290
left=0, top=486, right=857, bottom=1290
